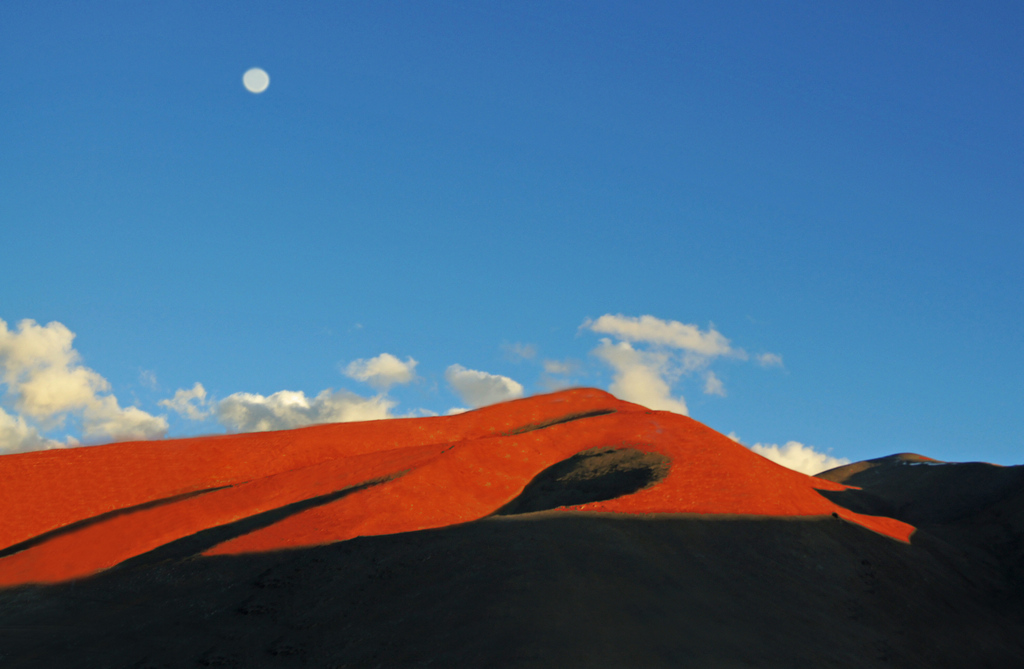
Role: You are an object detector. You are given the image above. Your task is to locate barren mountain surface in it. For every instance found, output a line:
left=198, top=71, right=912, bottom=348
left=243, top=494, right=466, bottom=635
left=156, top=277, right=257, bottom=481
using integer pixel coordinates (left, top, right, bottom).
left=0, top=389, right=1021, bottom=667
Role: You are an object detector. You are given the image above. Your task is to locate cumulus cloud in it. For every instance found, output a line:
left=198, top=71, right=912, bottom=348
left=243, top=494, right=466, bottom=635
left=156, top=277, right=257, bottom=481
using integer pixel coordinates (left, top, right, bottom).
left=159, top=382, right=211, bottom=420
left=445, top=364, right=524, bottom=409
left=0, top=406, right=61, bottom=454
left=585, top=314, right=740, bottom=358
left=748, top=441, right=850, bottom=476
left=0, top=318, right=167, bottom=449
left=583, top=314, right=781, bottom=415
left=344, top=353, right=418, bottom=390
left=757, top=353, right=784, bottom=368
left=582, top=315, right=730, bottom=413
left=703, top=371, right=726, bottom=397
left=217, top=388, right=395, bottom=433
left=81, top=396, right=169, bottom=442
left=591, top=339, right=688, bottom=414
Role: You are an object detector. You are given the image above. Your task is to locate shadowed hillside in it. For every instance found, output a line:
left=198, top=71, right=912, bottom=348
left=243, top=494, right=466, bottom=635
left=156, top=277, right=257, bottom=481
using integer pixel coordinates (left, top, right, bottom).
left=818, top=453, right=1024, bottom=605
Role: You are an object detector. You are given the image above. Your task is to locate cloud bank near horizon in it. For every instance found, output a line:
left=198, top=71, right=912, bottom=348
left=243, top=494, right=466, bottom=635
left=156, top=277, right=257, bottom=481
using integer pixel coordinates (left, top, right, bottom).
left=0, top=314, right=818, bottom=473
left=749, top=440, right=850, bottom=476
left=158, top=352, right=423, bottom=434
left=0, top=318, right=167, bottom=453
left=217, top=389, right=396, bottom=432
left=725, top=432, right=848, bottom=476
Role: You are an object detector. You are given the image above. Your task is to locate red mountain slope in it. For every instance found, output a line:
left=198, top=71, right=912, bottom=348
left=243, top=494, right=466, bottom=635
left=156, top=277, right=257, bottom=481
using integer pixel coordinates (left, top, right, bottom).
left=0, top=388, right=913, bottom=586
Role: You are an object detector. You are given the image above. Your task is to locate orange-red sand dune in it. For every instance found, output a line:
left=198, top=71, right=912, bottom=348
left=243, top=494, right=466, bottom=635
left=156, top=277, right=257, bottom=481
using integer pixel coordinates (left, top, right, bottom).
left=0, top=388, right=913, bottom=586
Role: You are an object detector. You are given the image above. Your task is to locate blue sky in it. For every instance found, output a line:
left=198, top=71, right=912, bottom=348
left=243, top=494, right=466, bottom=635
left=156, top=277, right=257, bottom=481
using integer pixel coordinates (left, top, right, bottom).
left=1, top=1, right=1022, bottom=471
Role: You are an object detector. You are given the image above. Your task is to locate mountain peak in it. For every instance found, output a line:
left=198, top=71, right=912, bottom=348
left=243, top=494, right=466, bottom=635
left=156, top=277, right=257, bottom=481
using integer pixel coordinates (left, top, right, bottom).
left=0, top=388, right=913, bottom=586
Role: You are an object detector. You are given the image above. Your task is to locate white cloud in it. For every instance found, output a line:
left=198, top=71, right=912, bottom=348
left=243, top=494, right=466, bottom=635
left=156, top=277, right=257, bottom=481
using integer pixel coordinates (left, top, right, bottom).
left=591, top=339, right=688, bottom=415
left=217, top=388, right=396, bottom=433
left=726, top=431, right=741, bottom=443
left=749, top=441, right=850, bottom=476
left=445, top=364, right=524, bottom=409
left=585, top=314, right=740, bottom=357
left=583, top=314, right=781, bottom=416
left=344, top=353, right=418, bottom=390
left=8, top=357, right=109, bottom=422
left=703, top=371, right=726, bottom=397
left=582, top=314, right=749, bottom=416
left=0, top=318, right=167, bottom=449
left=159, top=382, right=211, bottom=420
left=0, top=407, right=62, bottom=454
left=446, top=407, right=469, bottom=415
left=81, top=395, right=169, bottom=442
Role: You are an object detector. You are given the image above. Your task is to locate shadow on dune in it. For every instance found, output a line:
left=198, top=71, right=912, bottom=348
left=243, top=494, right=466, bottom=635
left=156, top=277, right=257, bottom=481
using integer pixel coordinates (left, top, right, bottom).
left=0, top=487, right=228, bottom=560
left=2, top=513, right=1022, bottom=668
left=502, top=409, right=617, bottom=436
left=116, top=475, right=400, bottom=570
left=493, top=446, right=671, bottom=515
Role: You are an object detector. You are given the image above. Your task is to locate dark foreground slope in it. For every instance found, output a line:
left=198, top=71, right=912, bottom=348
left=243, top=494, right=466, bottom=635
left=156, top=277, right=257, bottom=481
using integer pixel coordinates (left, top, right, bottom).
left=818, top=453, right=1024, bottom=607
left=1, top=512, right=1023, bottom=668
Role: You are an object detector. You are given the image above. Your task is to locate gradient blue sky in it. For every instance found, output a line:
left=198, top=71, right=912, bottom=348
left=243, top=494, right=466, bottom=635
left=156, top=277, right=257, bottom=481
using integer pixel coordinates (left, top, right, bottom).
left=2, top=2, right=1022, bottom=469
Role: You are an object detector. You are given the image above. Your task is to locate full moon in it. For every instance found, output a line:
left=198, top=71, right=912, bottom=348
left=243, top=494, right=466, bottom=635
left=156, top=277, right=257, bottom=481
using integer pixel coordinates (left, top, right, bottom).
left=243, top=67, right=270, bottom=94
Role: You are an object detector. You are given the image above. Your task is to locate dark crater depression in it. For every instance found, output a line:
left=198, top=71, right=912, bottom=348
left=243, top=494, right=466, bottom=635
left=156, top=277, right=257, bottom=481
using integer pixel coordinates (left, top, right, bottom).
left=494, top=446, right=671, bottom=515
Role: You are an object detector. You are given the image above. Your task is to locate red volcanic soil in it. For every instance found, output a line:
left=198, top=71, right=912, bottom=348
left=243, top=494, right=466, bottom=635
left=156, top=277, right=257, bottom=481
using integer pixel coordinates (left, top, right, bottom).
left=0, top=388, right=913, bottom=586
